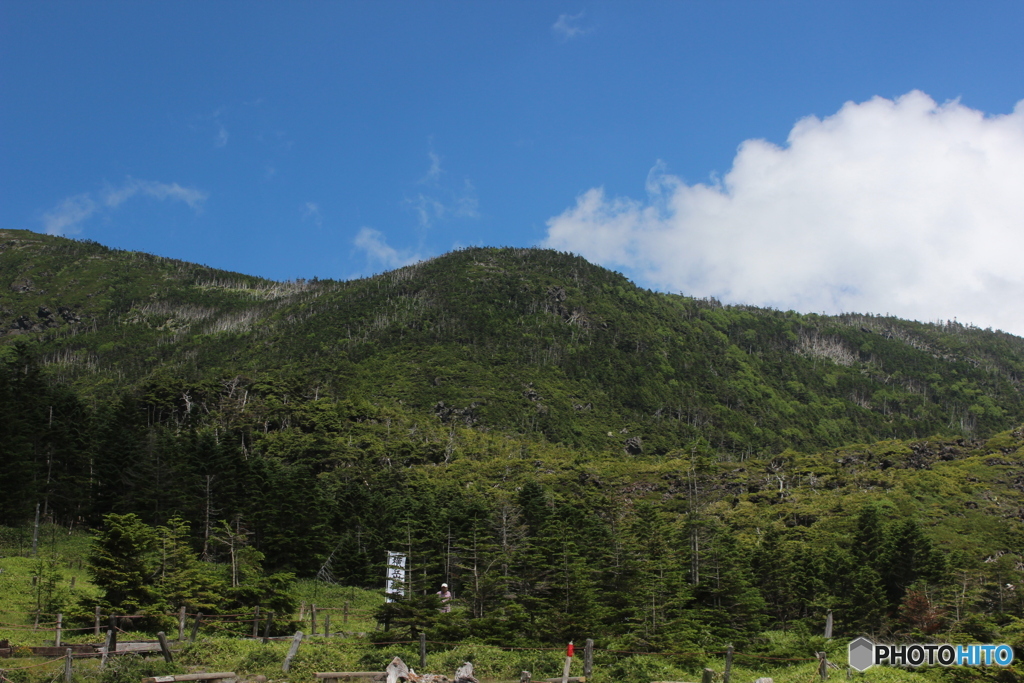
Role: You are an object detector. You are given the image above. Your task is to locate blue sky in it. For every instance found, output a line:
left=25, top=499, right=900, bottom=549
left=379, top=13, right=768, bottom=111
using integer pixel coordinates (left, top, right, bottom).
left=3, top=1, right=1024, bottom=334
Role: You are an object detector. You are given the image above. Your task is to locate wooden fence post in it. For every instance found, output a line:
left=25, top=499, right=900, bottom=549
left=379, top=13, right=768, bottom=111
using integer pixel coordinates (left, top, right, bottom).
left=64, top=648, right=73, bottom=683
left=419, top=632, right=427, bottom=669
left=263, top=611, right=273, bottom=644
left=324, top=615, right=331, bottom=638
left=723, top=644, right=734, bottom=683
left=108, top=617, right=117, bottom=655
left=824, top=610, right=833, bottom=639
left=299, top=602, right=306, bottom=621
left=343, top=601, right=349, bottom=625
left=157, top=632, right=173, bottom=663
left=178, top=606, right=187, bottom=641
left=817, top=652, right=828, bottom=681
left=94, top=606, right=101, bottom=638
left=282, top=632, right=303, bottom=672
left=252, top=606, right=261, bottom=638
left=100, top=630, right=112, bottom=669
left=190, top=612, right=203, bottom=642
left=701, top=668, right=714, bottom=683
left=311, top=604, right=317, bottom=636
left=583, top=639, right=593, bottom=678
left=55, top=613, right=63, bottom=647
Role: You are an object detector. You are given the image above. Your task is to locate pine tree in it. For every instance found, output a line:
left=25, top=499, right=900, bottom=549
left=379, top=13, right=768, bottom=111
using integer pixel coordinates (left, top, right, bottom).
left=691, top=523, right=766, bottom=646
left=155, top=516, right=220, bottom=613
left=87, top=513, right=158, bottom=613
left=847, top=564, right=888, bottom=634
left=881, top=518, right=946, bottom=610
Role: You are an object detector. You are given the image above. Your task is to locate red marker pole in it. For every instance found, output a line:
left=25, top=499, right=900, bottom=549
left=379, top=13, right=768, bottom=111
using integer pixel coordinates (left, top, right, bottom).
left=561, top=642, right=573, bottom=683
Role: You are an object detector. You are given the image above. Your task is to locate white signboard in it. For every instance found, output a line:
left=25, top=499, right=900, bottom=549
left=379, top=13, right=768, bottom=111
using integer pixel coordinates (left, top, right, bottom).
left=385, top=551, right=406, bottom=602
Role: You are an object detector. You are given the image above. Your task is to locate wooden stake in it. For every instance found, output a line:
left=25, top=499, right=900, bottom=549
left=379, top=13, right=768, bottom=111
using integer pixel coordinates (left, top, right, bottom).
left=64, top=648, right=73, bottom=683
left=583, top=639, right=593, bottom=678
left=252, top=606, right=261, bottom=638
left=94, top=607, right=101, bottom=638
left=817, top=652, right=828, bottom=681
left=701, top=669, right=714, bottom=683
left=55, top=613, right=63, bottom=647
left=100, top=630, right=112, bottom=669
left=157, top=632, right=173, bottom=663
left=311, top=604, right=317, bottom=636
left=724, top=644, right=734, bottom=683
left=299, top=602, right=306, bottom=621
left=824, top=610, right=833, bottom=639
left=263, top=611, right=273, bottom=644
left=178, top=606, right=187, bottom=641
left=324, top=615, right=331, bottom=638
left=343, top=601, right=349, bottom=625
left=108, top=617, right=117, bottom=655
left=560, top=652, right=572, bottom=683
left=419, top=632, right=426, bottom=669
left=282, top=632, right=303, bottom=672
left=190, top=613, right=203, bottom=643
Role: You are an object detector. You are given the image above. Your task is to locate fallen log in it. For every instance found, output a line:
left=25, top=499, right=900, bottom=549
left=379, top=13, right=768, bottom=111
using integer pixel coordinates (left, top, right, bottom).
left=315, top=674, right=386, bottom=682
left=141, top=673, right=236, bottom=683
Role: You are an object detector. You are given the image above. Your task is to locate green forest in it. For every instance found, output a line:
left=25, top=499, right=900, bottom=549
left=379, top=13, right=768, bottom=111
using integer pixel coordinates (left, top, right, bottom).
left=3, top=227, right=1024, bottom=680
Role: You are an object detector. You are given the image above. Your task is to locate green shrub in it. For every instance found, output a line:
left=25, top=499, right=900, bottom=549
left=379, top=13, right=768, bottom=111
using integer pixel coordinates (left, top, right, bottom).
left=98, top=653, right=184, bottom=683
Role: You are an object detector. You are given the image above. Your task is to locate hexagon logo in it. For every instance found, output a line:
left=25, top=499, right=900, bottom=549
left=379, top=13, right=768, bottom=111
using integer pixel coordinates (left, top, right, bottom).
left=848, top=637, right=875, bottom=672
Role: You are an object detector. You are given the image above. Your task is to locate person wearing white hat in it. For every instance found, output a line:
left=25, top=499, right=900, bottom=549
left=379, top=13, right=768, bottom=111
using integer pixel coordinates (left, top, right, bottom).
left=437, top=582, right=452, bottom=612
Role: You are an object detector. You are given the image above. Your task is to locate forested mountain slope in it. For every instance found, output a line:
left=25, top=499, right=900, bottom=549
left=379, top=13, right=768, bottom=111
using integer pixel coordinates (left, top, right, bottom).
left=4, top=227, right=1024, bottom=648
left=3, top=227, right=1023, bottom=454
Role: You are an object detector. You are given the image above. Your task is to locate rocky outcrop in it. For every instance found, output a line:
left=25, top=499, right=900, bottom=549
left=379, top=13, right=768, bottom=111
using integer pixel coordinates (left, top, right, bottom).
left=433, top=400, right=480, bottom=426
left=3, top=303, right=82, bottom=334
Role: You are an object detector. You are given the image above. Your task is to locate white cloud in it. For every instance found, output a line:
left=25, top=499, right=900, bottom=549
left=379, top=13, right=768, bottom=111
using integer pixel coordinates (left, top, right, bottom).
left=544, top=91, right=1024, bottom=336
left=353, top=227, right=423, bottom=270
left=40, top=178, right=208, bottom=236
left=404, top=149, right=479, bottom=230
left=552, top=12, right=589, bottom=39
left=421, top=151, right=443, bottom=184
left=41, top=194, right=97, bottom=236
left=455, top=179, right=479, bottom=219
left=407, top=194, right=448, bottom=230
left=210, top=106, right=229, bottom=148
left=215, top=123, right=229, bottom=148
left=302, top=202, right=323, bottom=228
left=102, top=178, right=208, bottom=210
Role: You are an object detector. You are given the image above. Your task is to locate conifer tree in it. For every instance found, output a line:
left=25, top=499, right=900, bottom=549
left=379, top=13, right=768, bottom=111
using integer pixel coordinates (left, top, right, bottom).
left=88, top=513, right=158, bottom=613
left=691, top=523, right=766, bottom=645
left=155, top=516, right=220, bottom=613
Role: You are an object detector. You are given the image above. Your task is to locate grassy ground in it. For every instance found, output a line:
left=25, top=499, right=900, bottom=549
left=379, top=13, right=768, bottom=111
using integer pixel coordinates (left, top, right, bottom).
left=0, top=524, right=101, bottom=648
left=290, top=580, right=382, bottom=635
